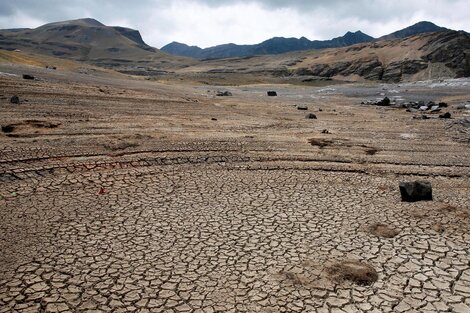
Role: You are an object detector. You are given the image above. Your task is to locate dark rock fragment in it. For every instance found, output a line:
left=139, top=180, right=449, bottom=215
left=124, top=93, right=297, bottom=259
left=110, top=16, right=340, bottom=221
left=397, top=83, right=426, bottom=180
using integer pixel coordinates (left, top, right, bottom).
left=305, top=113, right=317, bottom=119
left=399, top=181, right=433, bottom=202
left=216, top=91, right=232, bottom=96
left=439, top=112, right=451, bottom=119
left=10, top=95, right=19, bottom=104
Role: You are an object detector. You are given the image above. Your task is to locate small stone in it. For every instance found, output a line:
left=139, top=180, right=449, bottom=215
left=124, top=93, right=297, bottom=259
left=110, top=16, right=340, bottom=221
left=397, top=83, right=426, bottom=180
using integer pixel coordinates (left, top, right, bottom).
left=10, top=95, right=19, bottom=104
left=305, top=113, right=317, bottom=119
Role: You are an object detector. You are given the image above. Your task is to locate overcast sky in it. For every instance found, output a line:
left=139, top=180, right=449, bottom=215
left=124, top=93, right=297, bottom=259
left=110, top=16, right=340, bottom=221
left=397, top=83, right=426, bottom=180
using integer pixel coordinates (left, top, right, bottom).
left=0, top=0, right=469, bottom=48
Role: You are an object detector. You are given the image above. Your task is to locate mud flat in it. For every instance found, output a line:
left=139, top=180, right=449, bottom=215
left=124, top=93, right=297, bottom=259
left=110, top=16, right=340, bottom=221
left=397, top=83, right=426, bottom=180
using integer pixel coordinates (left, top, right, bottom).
left=0, top=66, right=469, bottom=312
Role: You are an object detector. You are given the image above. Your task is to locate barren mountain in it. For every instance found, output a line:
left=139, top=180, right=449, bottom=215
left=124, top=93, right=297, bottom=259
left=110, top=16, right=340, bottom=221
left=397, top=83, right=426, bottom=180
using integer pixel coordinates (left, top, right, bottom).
left=0, top=18, right=193, bottom=72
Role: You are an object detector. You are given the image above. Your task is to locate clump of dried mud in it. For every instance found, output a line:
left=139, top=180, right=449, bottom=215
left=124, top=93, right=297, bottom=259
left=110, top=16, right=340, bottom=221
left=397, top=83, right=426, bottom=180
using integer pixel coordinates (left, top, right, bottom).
left=368, top=223, right=400, bottom=238
left=326, top=260, right=378, bottom=286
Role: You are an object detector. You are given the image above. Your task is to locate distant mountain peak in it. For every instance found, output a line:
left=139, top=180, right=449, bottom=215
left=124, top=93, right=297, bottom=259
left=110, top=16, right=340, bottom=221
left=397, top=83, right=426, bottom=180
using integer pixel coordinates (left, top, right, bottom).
left=380, top=21, right=446, bottom=40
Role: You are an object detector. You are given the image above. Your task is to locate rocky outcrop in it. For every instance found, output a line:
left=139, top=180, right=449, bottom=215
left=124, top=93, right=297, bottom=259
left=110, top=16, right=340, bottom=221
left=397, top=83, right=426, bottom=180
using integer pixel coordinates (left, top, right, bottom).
left=306, top=57, right=384, bottom=80
left=420, top=31, right=470, bottom=77
left=296, top=31, right=470, bottom=82
left=382, top=60, right=428, bottom=82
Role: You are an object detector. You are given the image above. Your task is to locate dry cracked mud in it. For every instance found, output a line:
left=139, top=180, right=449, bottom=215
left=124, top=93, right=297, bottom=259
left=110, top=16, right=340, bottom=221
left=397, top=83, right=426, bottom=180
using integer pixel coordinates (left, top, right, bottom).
left=0, top=66, right=469, bottom=312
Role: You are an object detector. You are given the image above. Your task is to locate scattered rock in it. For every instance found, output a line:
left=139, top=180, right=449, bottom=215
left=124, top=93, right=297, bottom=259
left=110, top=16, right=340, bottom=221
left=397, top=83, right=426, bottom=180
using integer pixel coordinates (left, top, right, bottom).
left=216, top=91, right=232, bottom=97
left=368, top=223, right=400, bottom=238
left=365, top=97, right=391, bottom=106
left=326, top=260, right=378, bottom=286
left=399, top=181, right=433, bottom=202
left=305, top=113, right=317, bottom=119
left=321, top=129, right=330, bottom=134
left=379, top=97, right=390, bottom=106
left=430, top=105, right=441, bottom=113
left=22, top=74, right=35, bottom=80
left=267, top=91, right=277, bottom=97
left=211, top=118, right=218, bottom=121
left=10, top=95, right=19, bottom=104
left=365, top=147, right=379, bottom=155
left=297, top=105, right=308, bottom=111
left=1, top=125, right=15, bottom=133
left=439, top=112, right=451, bottom=119
left=46, top=66, right=57, bottom=70
left=438, top=102, right=448, bottom=108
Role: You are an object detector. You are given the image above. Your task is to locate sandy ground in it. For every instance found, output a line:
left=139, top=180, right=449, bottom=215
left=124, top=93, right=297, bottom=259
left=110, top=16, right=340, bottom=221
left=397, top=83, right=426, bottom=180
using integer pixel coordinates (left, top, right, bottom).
left=0, top=64, right=469, bottom=312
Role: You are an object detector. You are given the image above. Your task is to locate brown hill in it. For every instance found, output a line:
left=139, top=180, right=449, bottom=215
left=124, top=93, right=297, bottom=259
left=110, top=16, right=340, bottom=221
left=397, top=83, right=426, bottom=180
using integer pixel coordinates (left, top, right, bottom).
left=0, top=18, right=193, bottom=73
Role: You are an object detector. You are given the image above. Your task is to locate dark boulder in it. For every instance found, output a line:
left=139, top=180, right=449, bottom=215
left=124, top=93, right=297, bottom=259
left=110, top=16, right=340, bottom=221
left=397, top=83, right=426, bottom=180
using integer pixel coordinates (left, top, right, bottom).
left=399, top=181, right=433, bottom=202
left=216, top=91, right=232, bottom=96
left=305, top=113, right=317, bottom=119
left=22, top=74, right=35, bottom=80
left=439, top=112, right=451, bottom=119
left=267, top=91, right=277, bottom=96
left=10, top=95, right=19, bottom=104
left=297, top=105, right=308, bottom=111
left=377, top=97, right=391, bottom=106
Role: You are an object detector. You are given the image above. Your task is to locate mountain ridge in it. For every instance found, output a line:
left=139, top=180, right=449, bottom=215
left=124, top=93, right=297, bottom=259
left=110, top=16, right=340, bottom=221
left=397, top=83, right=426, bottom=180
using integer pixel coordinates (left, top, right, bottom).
left=162, top=21, right=456, bottom=59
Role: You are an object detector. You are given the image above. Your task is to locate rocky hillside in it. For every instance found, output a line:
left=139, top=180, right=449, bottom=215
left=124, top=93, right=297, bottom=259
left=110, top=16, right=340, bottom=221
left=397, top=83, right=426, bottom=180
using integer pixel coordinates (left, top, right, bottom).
left=180, top=30, right=470, bottom=83
left=291, top=31, right=470, bottom=82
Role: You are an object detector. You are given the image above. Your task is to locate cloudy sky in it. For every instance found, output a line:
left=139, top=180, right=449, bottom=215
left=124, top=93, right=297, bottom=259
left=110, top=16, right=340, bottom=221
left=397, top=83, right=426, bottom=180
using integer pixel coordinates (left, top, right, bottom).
left=0, top=0, right=469, bottom=48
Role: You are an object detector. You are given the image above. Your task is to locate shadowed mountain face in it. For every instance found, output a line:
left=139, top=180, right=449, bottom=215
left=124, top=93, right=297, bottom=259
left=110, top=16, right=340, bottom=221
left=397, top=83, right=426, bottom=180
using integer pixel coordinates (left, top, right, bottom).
left=0, top=18, right=190, bottom=71
left=162, top=31, right=374, bottom=59
left=161, top=21, right=456, bottom=60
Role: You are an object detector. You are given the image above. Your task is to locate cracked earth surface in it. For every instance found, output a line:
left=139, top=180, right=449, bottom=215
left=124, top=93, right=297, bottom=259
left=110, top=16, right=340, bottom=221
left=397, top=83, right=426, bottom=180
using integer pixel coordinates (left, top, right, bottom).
left=0, top=69, right=469, bottom=312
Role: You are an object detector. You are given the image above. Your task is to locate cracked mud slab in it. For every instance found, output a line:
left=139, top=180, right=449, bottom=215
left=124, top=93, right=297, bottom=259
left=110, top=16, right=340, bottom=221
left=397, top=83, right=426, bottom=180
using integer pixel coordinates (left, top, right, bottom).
left=0, top=70, right=469, bottom=312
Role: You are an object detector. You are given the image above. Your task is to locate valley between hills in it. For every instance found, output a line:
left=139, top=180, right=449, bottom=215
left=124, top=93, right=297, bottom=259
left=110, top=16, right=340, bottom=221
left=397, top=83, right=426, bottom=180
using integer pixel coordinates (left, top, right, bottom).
left=0, top=18, right=469, bottom=313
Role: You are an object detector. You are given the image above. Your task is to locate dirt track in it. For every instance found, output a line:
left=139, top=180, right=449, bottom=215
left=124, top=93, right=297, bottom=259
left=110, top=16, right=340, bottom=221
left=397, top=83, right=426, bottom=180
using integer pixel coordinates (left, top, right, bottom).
left=1, top=66, right=469, bottom=312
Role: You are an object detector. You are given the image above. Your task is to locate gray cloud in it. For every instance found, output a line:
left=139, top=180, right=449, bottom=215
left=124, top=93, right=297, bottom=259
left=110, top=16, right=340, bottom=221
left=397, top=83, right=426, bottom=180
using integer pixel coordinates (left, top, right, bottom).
left=0, top=0, right=469, bottom=48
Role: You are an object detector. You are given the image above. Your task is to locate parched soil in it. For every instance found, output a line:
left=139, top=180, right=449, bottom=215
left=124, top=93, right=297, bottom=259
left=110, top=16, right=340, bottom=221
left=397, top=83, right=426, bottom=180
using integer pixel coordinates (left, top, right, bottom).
left=0, top=65, right=469, bottom=312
